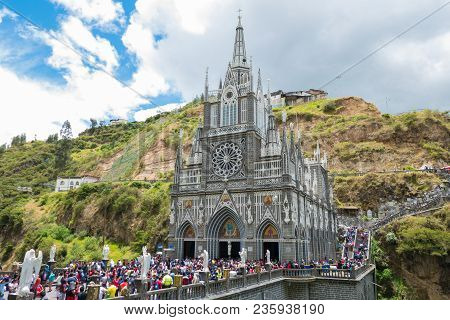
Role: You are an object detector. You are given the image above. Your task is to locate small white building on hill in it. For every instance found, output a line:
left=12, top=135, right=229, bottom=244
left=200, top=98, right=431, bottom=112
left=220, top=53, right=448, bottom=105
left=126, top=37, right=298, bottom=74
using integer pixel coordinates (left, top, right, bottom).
left=55, top=176, right=99, bottom=192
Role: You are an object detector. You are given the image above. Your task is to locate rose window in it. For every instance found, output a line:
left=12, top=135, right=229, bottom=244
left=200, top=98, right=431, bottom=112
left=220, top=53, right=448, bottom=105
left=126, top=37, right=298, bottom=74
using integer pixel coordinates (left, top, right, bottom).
left=212, top=142, right=243, bottom=178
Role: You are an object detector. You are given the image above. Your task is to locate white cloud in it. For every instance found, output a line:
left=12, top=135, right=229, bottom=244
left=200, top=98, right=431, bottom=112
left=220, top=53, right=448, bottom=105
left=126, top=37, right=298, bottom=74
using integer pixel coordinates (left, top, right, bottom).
left=0, top=7, right=16, bottom=23
left=122, top=0, right=450, bottom=112
left=121, top=0, right=223, bottom=98
left=134, top=102, right=186, bottom=121
left=1, top=0, right=450, bottom=145
left=0, top=64, right=145, bottom=145
left=50, top=0, right=124, bottom=28
left=48, top=16, right=119, bottom=72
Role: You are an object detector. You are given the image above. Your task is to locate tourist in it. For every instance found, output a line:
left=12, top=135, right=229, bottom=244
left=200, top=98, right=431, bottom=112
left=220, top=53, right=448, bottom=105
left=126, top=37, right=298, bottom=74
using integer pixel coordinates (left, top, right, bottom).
left=78, top=286, right=87, bottom=300
left=161, top=272, right=172, bottom=289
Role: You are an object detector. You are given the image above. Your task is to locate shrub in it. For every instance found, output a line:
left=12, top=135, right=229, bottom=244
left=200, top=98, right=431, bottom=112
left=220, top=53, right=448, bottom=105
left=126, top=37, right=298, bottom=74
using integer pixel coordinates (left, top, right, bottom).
left=385, top=232, right=397, bottom=244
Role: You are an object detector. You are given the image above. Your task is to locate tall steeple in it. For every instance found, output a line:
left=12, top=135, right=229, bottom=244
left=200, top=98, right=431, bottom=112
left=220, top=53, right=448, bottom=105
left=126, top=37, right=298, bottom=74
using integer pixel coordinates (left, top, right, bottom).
left=204, top=67, right=209, bottom=102
left=189, top=125, right=202, bottom=165
left=232, top=11, right=247, bottom=67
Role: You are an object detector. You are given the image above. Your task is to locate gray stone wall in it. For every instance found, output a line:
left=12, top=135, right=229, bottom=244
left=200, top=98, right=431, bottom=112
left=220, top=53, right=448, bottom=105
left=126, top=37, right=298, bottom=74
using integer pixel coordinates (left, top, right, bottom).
left=214, top=268, right=376, bottom=300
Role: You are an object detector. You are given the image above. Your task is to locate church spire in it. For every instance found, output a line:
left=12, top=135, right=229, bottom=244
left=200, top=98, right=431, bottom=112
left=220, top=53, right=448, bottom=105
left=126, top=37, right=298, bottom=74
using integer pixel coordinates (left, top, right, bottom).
left=281, top=111, right=290, bottom=174
left=232, top=11, right=247, bottom=67
left=189, top=125, right=202, bottom=165
left=204, top=67, right=209, bottom=102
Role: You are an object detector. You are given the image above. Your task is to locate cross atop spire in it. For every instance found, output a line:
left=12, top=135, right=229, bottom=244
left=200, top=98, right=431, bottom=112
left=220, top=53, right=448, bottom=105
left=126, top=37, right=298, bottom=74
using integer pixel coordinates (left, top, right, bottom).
left=237, top=8, right=243, bottom=26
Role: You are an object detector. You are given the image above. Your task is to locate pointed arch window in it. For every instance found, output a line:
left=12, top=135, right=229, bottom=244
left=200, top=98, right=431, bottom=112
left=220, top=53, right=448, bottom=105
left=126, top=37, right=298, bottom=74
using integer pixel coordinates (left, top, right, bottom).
left=221, top=86, right=238, bottom=126
left=210, top=105, right=218, bottom=128
left=240, top=98, right=247, bottom=123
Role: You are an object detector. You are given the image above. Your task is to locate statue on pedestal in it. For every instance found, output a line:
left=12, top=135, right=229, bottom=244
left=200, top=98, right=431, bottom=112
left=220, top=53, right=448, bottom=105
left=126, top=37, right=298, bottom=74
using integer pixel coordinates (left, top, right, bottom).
left=102, top=244, right=110, bottom=261
left=49, top=244, right=56, bottom=262
left=139, top=246, right=151, bottom=280
left=200, top=250, right=209, bottom=272
left=265, top=249, right=271, bottom=265
left=18, top=249, right=43, bottom=297
left=239, top=248, right=247, bottom=267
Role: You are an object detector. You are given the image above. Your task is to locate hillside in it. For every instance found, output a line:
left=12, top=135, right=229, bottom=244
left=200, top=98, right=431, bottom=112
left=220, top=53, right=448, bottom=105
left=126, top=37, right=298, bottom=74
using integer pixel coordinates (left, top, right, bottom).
left=0, top=96, right=448, bottom=293
left=373, top=204, right=449, bottom=299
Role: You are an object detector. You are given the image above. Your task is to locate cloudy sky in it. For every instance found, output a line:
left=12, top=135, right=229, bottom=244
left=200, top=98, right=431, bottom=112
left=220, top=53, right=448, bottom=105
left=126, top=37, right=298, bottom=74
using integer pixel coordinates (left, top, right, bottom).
left=0, top=0, right=449, bottom=145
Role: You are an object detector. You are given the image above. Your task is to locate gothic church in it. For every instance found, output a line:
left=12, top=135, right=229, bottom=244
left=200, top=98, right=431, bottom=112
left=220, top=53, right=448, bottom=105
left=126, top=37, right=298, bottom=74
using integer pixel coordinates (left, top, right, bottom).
left=168, top=15, right=337, bottom=262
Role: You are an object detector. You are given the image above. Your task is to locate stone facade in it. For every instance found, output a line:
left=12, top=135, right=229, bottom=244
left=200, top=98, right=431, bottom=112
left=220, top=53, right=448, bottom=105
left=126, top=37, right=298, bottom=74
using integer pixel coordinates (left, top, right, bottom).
left=168, top=16, right=337, bottom=262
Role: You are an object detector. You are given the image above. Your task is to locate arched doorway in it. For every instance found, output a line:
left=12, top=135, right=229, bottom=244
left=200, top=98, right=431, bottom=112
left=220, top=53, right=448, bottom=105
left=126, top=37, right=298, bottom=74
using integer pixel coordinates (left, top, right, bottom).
left=259, top=222, right=280, bottom=262
left=183, top=224, right=196, bottom=258
left=177, top=222, right=196, bottom=259
left=206, top=207, right=245, bottom=259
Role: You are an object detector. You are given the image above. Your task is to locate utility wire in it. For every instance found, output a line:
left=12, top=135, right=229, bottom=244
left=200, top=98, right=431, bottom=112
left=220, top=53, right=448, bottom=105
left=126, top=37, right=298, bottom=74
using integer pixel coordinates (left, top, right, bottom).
left=318, top=1, right=450, bottom=89
left=0, top=0, right=157, bottom=106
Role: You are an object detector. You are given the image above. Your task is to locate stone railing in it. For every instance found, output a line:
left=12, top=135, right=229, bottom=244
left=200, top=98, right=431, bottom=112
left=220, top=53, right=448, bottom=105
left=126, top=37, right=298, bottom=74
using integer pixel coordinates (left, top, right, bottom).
left=106, top=265, right=374, bottom=301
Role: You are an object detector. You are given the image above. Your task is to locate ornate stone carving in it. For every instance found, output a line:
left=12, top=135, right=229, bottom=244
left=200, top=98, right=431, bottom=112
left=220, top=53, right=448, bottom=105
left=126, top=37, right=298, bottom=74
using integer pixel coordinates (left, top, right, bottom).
left=283, top=194, right=290, bottom=224
left=169, top=201, right=175, bottom=225
left=198, top=199, right=204, bottom=225
left=246, top=196, right=253, bottom=224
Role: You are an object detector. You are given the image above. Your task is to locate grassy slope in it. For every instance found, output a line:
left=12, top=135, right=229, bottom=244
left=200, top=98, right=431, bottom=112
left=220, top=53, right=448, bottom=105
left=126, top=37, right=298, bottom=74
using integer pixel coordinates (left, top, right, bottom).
left=333, top=172, right=443, bottom=210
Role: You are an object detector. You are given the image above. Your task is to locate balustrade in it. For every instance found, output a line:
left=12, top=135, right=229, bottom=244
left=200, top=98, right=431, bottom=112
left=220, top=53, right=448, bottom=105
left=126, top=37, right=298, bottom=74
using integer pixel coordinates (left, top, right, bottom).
left=90, top=265, right=376, bottom=301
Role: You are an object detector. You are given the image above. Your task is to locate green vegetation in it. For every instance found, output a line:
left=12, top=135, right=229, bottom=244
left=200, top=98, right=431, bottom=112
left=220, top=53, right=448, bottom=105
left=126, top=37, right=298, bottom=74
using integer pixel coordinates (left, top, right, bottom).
left=422, top=142, right=450, bottom=161
left=385, top=204, right=449, bottom=257
left=374, top=204, right=450, bottom=299
left=1, top=180, right=171, bottom=266
left=334, top=141, right=386, bottom=161
left=273, top=98, right=335, bottom=122
left=371, top=238, right=413, bottom=299
left=333, top=172, right=442, bottom=211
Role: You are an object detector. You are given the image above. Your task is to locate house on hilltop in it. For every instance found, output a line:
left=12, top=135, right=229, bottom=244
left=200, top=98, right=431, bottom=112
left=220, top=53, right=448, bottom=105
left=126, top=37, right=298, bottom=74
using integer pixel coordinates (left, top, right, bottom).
left=269, top=89, right=327, bottom=107
left=55, top=175, right=99, bottom=192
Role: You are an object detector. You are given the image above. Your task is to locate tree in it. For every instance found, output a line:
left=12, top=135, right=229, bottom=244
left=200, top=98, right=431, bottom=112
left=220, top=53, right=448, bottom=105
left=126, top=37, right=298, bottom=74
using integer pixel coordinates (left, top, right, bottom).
left=46, top=133, right=58, bottom=143
left=10, top=133, right=26, bottom=147
left=0, top=144, right=6, bottom=154
left=89, top=118, right=98, bottom=130
left=54, top=121, right=73, bottom=171
left=60, top=120, right=73, bottom=140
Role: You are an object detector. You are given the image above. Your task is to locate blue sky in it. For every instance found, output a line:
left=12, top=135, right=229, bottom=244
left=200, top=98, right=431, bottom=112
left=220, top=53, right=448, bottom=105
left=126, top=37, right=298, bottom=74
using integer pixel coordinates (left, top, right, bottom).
left=0, top=0, right=449, bottom=145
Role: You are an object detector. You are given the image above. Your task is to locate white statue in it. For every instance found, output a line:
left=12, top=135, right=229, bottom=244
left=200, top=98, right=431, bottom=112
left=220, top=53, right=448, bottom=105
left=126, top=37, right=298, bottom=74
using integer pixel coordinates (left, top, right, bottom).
left=266, top=249, right=271, bottom=265
left=200, top=250, right=209, bottom=272
left=49, top=244, right=56, bottom=262
left=18, top=249, right=43, bottom=297
left=139, top=246, right=152, bottom=280
left=102, top=244, right=110, bottom=261
left=227, top=241, right=232, bottom=257
left=198, top=200, right=204, bottom=225
left=239, top=248, right=247, bottom=267
left=283, top=195, right=291, bottom=224
left=246, top=197, right=253, bottom=224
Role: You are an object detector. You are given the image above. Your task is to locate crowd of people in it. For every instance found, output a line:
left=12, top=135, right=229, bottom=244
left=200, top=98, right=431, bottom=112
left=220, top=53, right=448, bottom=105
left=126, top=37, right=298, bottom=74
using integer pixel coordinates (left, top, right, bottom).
left=340, top=226, right=370, bottom=266
left=0, top=252, right=369, bottom=300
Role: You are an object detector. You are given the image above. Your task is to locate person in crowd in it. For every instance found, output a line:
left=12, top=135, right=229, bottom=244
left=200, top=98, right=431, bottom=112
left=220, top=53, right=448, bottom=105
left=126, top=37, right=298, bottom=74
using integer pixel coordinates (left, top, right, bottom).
left=78, top=286, right=87, bottom=300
